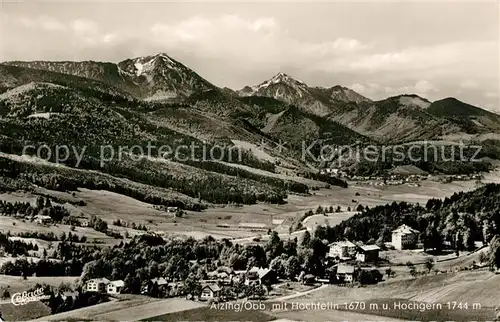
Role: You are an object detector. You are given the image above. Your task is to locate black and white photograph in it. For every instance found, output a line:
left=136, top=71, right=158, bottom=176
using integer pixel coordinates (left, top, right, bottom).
left=0, top=0, right=499, bottom=321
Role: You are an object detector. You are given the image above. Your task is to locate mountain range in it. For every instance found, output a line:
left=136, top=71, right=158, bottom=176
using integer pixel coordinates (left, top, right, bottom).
left=0, top=52, right=499, bottom=202
left=5, top=53, right=499, bottom=144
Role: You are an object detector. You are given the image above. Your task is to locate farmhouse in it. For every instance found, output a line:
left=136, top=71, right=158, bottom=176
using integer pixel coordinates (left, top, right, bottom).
left=324, top=168, right=339, bottom=175
left=391, top=224, right=420, bottom=250
left=327, top=240, right=357, bottom=259
left=336, top=264, right=356, bottom=283
left=150, top=277, right=168, bottom=286
left=107, top=280, right=124, bottom=294
left=34, top=215, right=52, bottom=224
left=200, top=284, right=221, bottom=301
left=60, top=291, right=78, bottom=300
left=232, top=270, right=247, bottom=283
left=85, top=278, right=110, bottom=293
left=141, top=277, right=169, bottom=294
left=246, top=267, right=277, bottom=286
left=302, top=274, right=316, bottom=285
left=356, top=245, right=380, bottom=262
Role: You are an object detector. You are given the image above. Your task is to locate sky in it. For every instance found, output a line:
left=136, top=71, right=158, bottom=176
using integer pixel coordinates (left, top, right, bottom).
left=1, top=1, right=499, bottom=111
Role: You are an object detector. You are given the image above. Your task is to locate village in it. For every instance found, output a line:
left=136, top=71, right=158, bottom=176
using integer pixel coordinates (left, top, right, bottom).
left=320, top=166, right=484, bottom=187
left=79, top=223, right=435, bottom=304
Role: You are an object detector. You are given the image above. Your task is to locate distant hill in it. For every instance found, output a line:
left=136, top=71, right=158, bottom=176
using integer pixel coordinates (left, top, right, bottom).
left=427, top=98, right=500, bottom=133
left=0, top=72, right=316, bottom=205
left=327, top=95, right=453, bottom=143
left=237, top=74, right=500, bottom=144
left=260, top=105, right=369, bottom=147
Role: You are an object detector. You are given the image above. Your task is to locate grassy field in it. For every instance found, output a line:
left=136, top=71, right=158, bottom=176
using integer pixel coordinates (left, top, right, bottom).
left=275, top=308, right=404, bottom=322
left=26, top=296, right=205, bottom=322
left=0, top=216, right=119, bottom=246
left=0, top=301, right=51, bottom=321
left=335, top=298, right=495, bottom=321
left=381, top=249, right=461, bottom=265
left=281, top=269, right=500, bottom=321
left=0, top=275, right=79, bottom=294
left=302, top=212, right=358, bottom=231
left=93, top=298, right=205, bottom=321
left=143, top=305, right=275, bottom=322
left=0, top=275, right=79, bottom=321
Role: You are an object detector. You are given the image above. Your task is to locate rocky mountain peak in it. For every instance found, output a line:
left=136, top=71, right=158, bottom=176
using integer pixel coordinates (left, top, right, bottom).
left=262, top=72, right=305, bottom=87
left=116, top=53, right=214, bottom=101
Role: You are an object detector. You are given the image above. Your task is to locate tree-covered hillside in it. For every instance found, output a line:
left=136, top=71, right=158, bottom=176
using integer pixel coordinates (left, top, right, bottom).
left=328, top=183, right=500, bottom=252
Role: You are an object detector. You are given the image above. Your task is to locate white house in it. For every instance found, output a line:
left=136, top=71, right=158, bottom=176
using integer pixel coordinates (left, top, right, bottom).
left=34, top=215, right=52, bottom=225
left=85, top=278, right=110, bottom=293
left=327, top=241, right=357, bottom=259
left=200, top=284, right=221, bottom=301
left=107, top=280, right=124, bottom=294
left=391, top=224, right=420, bottom=250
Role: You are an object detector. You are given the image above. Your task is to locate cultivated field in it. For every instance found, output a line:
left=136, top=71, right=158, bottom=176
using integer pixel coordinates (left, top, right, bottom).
left=0, top=215, right=117, bottom=245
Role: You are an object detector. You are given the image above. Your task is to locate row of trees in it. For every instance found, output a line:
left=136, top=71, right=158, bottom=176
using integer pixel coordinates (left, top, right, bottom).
left=112, top=219, right=147, bottom=231
left=1, top=156, right=288, bottom=206
left=0, top=232, right=39, bottom=257
left=14, top=231, right=87, bottom=243
left=0, top=197, right=70, bottom=222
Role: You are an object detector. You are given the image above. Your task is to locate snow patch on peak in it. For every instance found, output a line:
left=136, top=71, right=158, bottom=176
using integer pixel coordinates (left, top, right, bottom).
left=256, top=72, right=305, bottom=91
left=27, top=112, right=60, bottom=119
left=134, top=62, right=143, bottom=76
left=133, top=56, right=162, bottom=76
left=157, top=53, right=175, bottom=65
left=271, top=72, right=304, bottom=84
left=129, top=53, right=181, bottom=77
left=399, top=95, right=431, bottom=109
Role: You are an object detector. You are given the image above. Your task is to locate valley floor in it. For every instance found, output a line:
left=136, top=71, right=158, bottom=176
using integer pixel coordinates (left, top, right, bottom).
left=0, top=174, right=489, bottom=247
left=1, top=173, right=499, bottom=321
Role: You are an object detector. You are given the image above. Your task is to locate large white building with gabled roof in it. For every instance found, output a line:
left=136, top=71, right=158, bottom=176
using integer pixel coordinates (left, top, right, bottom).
left=391, top=224, right=420, bottom=250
